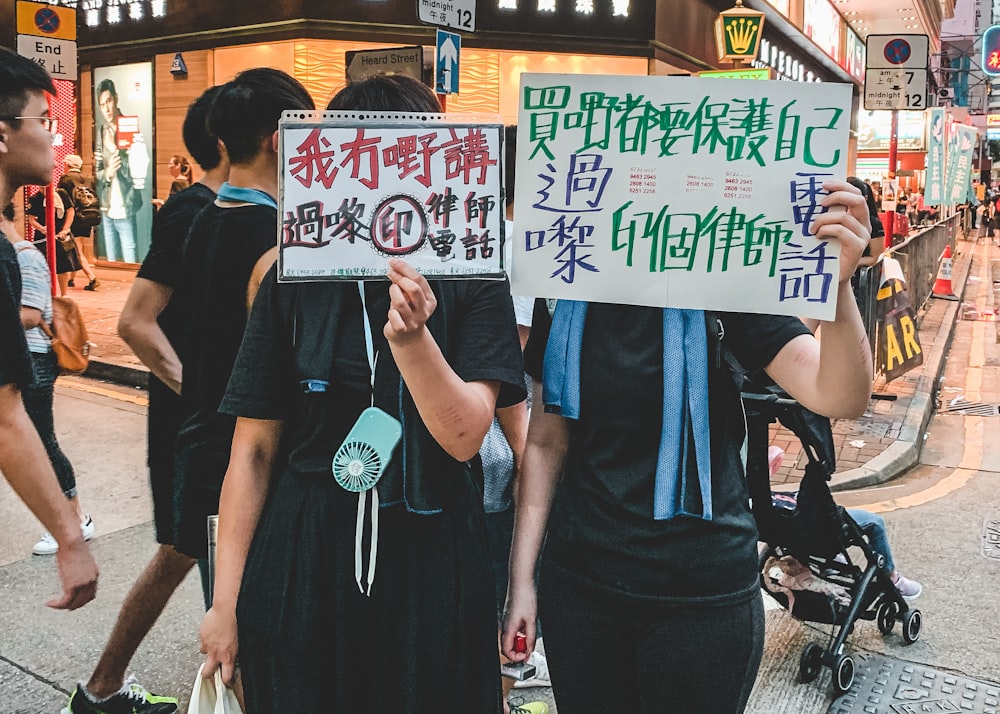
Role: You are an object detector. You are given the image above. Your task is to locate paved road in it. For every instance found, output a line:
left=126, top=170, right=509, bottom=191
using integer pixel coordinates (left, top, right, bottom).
left=3, top=263, right=1000, bottom=713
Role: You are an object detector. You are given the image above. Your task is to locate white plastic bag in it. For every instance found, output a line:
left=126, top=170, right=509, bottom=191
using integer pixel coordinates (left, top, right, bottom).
left=188, top=664, right=244, bottom=714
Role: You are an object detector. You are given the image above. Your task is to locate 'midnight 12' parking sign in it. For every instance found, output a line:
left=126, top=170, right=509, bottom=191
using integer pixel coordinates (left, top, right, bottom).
left=417, top=0, right=476, bottom=32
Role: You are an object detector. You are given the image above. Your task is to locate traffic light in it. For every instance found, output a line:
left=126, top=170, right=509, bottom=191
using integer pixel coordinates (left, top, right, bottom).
left=983, top=25, right=1000, bottom=76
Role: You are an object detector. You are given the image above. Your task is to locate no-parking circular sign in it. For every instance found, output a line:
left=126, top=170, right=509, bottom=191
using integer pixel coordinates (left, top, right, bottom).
left=866, top=34, right=928, bottom=70
left=883, top=38, right=912, bottom=65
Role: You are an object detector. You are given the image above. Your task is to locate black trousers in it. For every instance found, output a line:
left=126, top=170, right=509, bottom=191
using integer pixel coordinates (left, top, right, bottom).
left=538, top=562, right=764, bottom=714
left=22, top=350, right=76, bottom=497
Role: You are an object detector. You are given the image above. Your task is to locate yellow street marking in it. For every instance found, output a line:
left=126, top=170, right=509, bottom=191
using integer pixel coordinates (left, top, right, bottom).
left=857, top=468, right=979, bottom=514
left=56, top=378, right=148, bottom=406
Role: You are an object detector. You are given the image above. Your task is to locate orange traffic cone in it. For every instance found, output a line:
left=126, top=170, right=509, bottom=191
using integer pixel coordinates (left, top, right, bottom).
left=932, top=245, right=958, bottom=300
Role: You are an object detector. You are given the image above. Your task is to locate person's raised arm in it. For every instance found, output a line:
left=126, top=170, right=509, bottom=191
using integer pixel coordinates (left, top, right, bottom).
left=501, top=381, right=568, bottom=661
left=383, top=258, right=498, bottom=461
left=199, top=416, right=283, bottom=686
left=0, top=385, right=98, bottom=609
left=766, top=180, right=873, bottom=418
left=118, top=278, right=181, bottom=394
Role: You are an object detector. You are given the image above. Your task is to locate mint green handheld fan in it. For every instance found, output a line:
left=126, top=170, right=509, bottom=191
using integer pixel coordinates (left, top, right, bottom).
left=332, top=407, right=402, bottom=492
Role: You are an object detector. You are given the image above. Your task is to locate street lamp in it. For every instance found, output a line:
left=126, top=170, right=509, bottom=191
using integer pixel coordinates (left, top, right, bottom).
left=714, top=0, right=765, bottom=68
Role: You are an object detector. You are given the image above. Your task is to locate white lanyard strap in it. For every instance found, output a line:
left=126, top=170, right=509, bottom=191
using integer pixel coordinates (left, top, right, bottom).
left=356, top=281, right=379, bottom=595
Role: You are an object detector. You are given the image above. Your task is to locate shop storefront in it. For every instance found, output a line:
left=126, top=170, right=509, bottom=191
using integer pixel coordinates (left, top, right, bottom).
left=3, top=0, right=864, bottom=265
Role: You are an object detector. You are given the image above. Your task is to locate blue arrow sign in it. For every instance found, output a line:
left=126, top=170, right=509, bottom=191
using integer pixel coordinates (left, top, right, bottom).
left=436, top=29, right=460, bottom=95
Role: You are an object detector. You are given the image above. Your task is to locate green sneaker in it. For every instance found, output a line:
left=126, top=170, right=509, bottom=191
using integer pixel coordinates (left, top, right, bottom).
left=509, top=697, right=550, bottom=714
left=62, top=675, right=178, bottom=714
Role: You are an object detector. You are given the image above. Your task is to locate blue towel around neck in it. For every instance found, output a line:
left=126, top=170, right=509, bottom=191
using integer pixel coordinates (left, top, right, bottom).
left=542, top=300, right=714, bottom=521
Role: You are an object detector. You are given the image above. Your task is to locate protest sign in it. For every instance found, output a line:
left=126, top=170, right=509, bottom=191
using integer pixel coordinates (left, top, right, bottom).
left=278, top=111, right=504, bottom=281
left=511, top=74, right=853, bottom=320
left=925, top=108, right=945, bottom=205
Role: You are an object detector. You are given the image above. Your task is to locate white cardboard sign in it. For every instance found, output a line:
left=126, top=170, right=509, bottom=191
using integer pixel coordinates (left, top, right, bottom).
left=278, top=111, right=504, bottom=281
left=511, top=74, right=853, bottom=320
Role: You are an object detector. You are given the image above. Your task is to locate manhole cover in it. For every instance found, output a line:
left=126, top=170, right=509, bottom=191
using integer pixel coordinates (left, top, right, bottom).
left=830, top=654, right=1000, bottom=713
left=940, top=402, right=1000, bottom=416
left=984, top=519, right=1000, bottom=560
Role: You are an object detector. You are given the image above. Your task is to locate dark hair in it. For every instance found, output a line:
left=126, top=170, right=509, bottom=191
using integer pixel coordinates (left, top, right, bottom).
left=182, top=85, right=223, bottom=171
left=208, top=68, right=314, bottom=165
left=96, top=78, right=117, bottom=101
left=847, top=176, right=884, bottom=239
left=2, top=202, right=14, bottom=221
left=326, top=74, right=441, bottom=113
left=0, top=48, right=55, bottom=124
left=504, top=125, right=517, bottom=207
left=173, top=155, right=192, bottom=179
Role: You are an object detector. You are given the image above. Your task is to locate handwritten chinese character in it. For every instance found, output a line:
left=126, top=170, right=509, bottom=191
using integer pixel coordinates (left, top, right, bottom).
left=288, top=128, right=339, bottom=189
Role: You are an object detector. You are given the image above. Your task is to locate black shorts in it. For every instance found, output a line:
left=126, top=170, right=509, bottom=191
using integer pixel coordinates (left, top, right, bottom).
left=148, top=458, right=175, bottom=546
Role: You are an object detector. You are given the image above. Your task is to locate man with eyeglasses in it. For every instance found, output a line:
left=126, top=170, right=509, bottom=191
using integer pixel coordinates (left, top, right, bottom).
left=0, top=48, right=99, bottom=610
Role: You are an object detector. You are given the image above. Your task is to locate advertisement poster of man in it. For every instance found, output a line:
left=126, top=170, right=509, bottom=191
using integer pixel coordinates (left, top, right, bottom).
left=93, top=63, right=153, bottom=263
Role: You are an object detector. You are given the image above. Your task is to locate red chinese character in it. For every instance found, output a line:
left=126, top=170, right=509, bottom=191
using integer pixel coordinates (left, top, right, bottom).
left=288, top=128, right=339, bottom=189
left=339, top=129, right=381, bottom=190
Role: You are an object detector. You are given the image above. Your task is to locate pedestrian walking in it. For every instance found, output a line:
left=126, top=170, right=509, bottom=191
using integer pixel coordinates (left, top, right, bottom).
left=26, top=185, right=80, bottom=296
left=58, top=154, right=101, bottom=290
left=0, top=46, right=98, bottom=611
left=61, top=86, right=230, bottom=714
left=198, top=74, right=526, bottom=714
left=3, top=203, right=95, bottom=557
left=501, top=181, right=875, bottom=713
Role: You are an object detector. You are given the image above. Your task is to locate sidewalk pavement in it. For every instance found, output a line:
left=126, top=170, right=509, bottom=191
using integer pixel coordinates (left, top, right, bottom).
left=73, top=248, right=972, bottom=491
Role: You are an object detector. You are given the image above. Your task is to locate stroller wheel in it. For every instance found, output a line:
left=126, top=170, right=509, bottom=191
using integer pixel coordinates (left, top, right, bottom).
left=902, top=608, right=922, bottom=644
left=876, top=600, right=898, bottom=634
left=799, top=642, right=823, bottom=683
left=833, top=653, right=856, bottom=694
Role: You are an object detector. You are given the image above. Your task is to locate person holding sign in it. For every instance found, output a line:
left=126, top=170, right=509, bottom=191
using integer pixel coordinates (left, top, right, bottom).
left=502, top=181, right=874, bottom=713
left=198, top=74, right=526, bottom=713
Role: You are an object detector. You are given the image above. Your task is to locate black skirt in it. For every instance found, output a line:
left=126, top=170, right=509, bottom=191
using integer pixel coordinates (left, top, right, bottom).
left=236, top=466, right=502, bottom=714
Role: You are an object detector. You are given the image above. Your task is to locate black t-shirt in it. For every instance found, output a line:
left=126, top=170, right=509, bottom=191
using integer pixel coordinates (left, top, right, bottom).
left=27, top=189, right=71, bottom=245
left=58, top=172, right=99, bottom=237
left=0, top=236, right=33, bottom=389
left=220, top=271, right=526, bottom=513
left=136, top=182, right=216, bottom=464
left=175, top=203, right=276, bottom=471
left=524, top=300, right=809, bottom=602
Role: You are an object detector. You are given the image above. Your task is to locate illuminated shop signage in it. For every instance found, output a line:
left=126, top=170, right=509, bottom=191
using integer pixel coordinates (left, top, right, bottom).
left=497, top=0, right=629, bottom=15
left=752, top=37, right=820, bottom=82
left=31, top=0, right=167, bottom=27
left=803, top=0, right=842, bottom=65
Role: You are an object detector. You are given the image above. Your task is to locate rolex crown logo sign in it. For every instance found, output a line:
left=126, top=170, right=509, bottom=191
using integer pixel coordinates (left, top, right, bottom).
left=714, top=1, right=765, bottom=63
left=725, top=18, right=759, bottom=56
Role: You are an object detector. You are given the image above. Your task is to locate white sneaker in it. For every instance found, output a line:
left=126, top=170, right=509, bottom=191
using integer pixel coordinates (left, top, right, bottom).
left=513, top=650, right=551, bottom=689
left=32, top=515, right=95, bottom=556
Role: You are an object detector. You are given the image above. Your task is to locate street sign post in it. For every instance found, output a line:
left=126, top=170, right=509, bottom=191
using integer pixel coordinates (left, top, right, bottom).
left=417, top=0, right=476, bottom=32
left=16, top=34, right=77, bottom=81
left=16, top=0, right=77, bottom=41
left=864, top=68, right=928, bottom=111
left=344, top=46, right=424, bottom=84
left=16, top=0, right=78, bottom=80
left=863, top=34, right=929, bottom=246
left=865, top=34, right=929, bottom=69
left=435, top=29, right=461, bottom=95
left=863, top=34, right=929, bottom=111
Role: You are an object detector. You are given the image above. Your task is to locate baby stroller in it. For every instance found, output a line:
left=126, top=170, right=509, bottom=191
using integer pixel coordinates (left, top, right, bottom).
left=742, top=378, right=923, bottom=695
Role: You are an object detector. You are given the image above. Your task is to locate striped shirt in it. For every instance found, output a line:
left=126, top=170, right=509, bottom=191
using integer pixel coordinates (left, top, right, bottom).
left=13, top=241, right=52, bottom=354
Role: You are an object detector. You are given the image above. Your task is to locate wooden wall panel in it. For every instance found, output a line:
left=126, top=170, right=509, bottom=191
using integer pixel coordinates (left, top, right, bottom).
left=447, top=51, right=500, bottom=116
left=153, top=50, right=214, bottom=200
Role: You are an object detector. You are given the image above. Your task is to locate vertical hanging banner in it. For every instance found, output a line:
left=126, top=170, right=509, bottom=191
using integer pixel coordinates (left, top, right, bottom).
left=947, top=125, right=978, bottom=205
left=277, top=111, right=505, bottom=280
left=511, top=74, right=852, bottom=320
left=925, top=108, right=945, bottom=205
left=875, top=257, right=923, bottom=382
